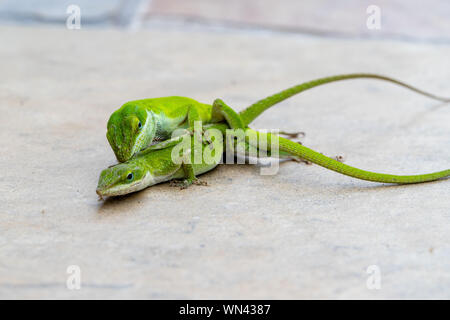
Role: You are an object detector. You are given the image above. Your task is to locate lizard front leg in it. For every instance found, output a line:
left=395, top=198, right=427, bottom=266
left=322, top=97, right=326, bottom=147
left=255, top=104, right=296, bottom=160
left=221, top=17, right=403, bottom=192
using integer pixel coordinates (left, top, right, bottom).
left=169, top=144, right=208, bottom=189
left=186, top=104, right=212, bottom=146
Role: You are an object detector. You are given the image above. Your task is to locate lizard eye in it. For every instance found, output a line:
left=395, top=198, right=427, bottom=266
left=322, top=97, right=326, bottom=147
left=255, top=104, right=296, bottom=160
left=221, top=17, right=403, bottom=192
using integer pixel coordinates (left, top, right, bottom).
left=138, top=121, right=142, bottom=129
left=127, top=173, right=134, bottom=181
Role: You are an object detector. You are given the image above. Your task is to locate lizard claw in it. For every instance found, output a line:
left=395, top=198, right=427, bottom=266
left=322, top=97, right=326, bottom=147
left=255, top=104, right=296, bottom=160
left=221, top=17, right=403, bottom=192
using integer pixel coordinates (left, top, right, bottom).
left=169, top=178, right=208, bottom=189
left=278, top=130, right=305, bottom=139
left=169, top=179, right=188, bottom=189
left=192, top=179, right=208, bottom=186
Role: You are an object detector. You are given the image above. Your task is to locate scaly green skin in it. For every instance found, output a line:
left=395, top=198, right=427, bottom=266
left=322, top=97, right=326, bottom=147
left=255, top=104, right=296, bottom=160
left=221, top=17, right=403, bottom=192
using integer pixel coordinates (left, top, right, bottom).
left=250, top=130, right=450, bottom=184
left=96, top=144, right=218, bottom=197
left=97, top=126, right=450, bottom=197
left=107, top=74, right=449, bottom=162
left=239, top=73, right=450, bottom=126
left=107, top=96, right=224, bottom=162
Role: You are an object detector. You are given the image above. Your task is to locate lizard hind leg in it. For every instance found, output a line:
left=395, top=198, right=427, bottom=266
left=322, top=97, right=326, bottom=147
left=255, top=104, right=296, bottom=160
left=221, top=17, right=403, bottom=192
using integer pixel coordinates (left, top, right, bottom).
left=212, top=99, right=245, bottom=129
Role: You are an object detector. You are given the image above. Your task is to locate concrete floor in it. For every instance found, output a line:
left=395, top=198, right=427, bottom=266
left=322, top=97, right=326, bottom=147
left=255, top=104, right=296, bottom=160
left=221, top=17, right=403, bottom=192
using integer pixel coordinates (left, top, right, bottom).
left=0, top=25, right=449, bottom=299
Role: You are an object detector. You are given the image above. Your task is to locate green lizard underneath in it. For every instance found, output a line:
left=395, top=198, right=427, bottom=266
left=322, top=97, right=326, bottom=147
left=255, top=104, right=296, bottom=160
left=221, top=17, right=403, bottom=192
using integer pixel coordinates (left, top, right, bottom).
left=106, top=73, right=450, bottom=162
left=96, top=124, right=450, bottom=197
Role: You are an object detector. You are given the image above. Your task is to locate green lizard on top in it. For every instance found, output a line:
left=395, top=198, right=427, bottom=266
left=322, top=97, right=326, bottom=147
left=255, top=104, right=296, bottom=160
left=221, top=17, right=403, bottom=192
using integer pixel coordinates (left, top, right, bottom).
left=106, top=73, right=449, bottom=163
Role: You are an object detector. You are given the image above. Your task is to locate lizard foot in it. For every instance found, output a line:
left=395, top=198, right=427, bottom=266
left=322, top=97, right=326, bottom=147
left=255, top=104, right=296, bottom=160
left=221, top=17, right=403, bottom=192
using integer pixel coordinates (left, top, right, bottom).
left=278, top=130, right=305, bottom=139
left=291, top=158, right=312, bottom=165
left=169, top=179, right=190, bottom=189
left=169, top=178, right=208, bottom=189
left=192, top=179, right=208, bottom=186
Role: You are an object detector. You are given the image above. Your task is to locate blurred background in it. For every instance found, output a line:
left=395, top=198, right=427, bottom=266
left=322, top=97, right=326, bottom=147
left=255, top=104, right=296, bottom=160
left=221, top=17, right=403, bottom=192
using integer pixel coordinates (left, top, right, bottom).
left=0, top=0, right=449, bottom=42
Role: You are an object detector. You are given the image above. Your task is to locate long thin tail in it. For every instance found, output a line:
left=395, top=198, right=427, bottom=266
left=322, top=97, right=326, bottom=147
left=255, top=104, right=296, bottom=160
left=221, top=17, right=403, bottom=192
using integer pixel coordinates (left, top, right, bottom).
left=239, top=73, right=450, bottom=127
left=248, top=129, right=450, bottom=184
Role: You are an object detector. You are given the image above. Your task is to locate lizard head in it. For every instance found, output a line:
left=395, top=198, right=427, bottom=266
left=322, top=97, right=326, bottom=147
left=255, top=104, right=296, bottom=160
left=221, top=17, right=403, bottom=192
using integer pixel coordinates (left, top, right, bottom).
left=96, top=161, right=149, bottom=197
left=106, top=102, right=156, bottom=162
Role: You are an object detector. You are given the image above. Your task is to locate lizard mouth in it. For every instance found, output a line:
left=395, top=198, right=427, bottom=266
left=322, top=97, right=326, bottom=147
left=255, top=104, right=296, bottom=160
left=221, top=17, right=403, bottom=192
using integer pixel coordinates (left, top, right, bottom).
left=96, top=186, right=128, bottom=197
left=96, top=177, right=148, bottom=197
left=96, top=187, right=111, bottom=198
left=96, top=181, right=122, bottom=197
left=96, top=172, right=156, bottom=197
left=96, top=184, right=128, bottom=197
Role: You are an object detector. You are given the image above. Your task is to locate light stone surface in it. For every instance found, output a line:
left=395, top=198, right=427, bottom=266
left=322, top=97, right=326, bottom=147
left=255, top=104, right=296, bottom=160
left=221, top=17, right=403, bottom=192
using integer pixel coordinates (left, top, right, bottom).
left=0, top=26, right=449, bottom=299
left=147, top=0, right=450, bottom=42
left=0, top=0, right=141, bottom=26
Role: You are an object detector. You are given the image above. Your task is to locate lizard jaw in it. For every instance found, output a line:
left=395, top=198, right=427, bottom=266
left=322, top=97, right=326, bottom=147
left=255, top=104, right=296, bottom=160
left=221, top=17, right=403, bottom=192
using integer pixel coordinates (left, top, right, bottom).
left=96, top=172, right=156, bottom=197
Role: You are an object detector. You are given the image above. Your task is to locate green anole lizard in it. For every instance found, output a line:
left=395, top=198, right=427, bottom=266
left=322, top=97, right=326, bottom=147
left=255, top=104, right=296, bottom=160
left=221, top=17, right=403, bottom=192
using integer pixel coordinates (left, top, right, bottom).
left=96, top=123, right=450, bottom=197
left=106, top=73, right=450, bottom=162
